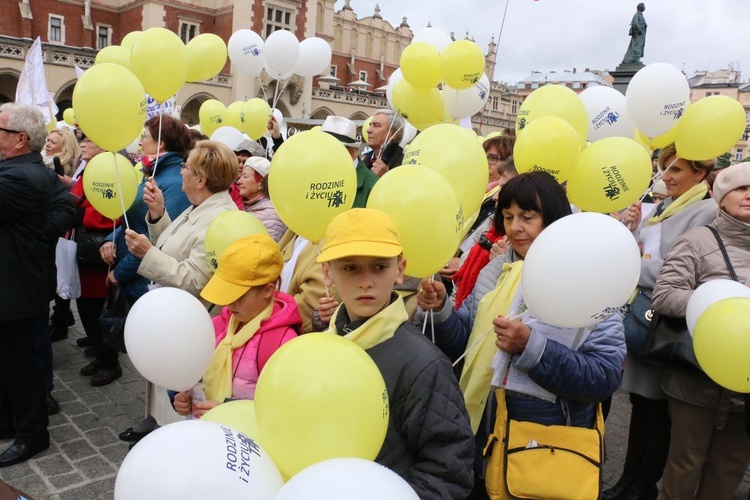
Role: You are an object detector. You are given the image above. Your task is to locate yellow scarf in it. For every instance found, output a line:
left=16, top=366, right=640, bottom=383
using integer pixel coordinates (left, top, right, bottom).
left=459, top=261, right=524, bottom=433
left=647, top=183, right=707, bottom=225
left=203, top=300, right=274, bottom=402
left=327, top=293, right=408, bottom=351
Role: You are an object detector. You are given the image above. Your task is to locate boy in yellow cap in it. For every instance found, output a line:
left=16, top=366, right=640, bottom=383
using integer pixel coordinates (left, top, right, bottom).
left=317, top=208, right=474, bottom=498
left=173, top=234, right=301, bottom=417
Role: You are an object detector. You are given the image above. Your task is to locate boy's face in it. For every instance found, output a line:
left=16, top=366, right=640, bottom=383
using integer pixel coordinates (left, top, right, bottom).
left=323, top=255, right=406, bottom=322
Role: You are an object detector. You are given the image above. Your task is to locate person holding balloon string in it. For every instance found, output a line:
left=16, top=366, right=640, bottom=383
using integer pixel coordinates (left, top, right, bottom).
left=122, top=140, right=239, bottom=440
left=648, top=163, right=750, bottom=499
left=317, top=208, right=475, bottom=499
left=171, top=234, right=301, bottom=418
left=604, top=144, right=717, bottom=500
left=237, top=156, right=287, bottom=242
left=363, top=109, right=405, bottom=177
left=417, top=172, right=626, bottom=499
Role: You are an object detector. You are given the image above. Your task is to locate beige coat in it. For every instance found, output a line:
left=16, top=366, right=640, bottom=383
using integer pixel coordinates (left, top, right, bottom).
left=652, top=210, right=750, bottom=416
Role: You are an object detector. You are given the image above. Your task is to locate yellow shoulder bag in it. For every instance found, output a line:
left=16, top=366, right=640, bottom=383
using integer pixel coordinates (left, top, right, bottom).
left=483, top=388, right=604, bottom=500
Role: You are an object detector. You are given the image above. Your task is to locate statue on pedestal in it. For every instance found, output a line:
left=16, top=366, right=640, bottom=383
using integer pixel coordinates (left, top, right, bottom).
left=622, top=3, right=647, bottom=64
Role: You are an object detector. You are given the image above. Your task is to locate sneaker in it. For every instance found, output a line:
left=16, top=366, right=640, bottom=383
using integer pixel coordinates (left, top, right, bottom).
left=80, top=360, right=101, bottom=377
left=90, top=366, right=122, bottom=387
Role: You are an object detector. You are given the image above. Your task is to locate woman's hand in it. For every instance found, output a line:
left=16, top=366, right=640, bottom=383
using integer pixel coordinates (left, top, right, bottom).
left=143, top=176, right=165, bottom=221
left=192, top=400, right=220, bottom=418
left=489, top=239, right=508, bottom=261
left=621, top=203, right=642, bottom=229
left=317, top=295, right=339, bottom=324
left=105, top=270, right=118, bottom=287
left=267, top=116, right=281, bottom=139
left=173, top=391, right=192, bottom=416
left=58, top=174, right=74, bottom=187
left=100, top=241, right=117, bottom=266
left=493, top=315, right=531, bottom=354
left=124, top=229, right=152, bottom=259
left=439, top=257, right=460, bottom=278
left=416, top=278, right=447, bottom=312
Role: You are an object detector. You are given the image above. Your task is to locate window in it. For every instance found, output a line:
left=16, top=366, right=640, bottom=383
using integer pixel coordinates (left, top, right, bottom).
left=179, top=21, right=199, bottom=44
left=265, top=6, right=294, bottom=38
left=97, top=25, right=112, bottom=49
left=49, top=15, right=64, bottom=43
left=511, top=100, right=518, bottom=114
left=358, top=70, right=367, bottom=83
left=736, top=149, right=744, bottom=162
left=491, top=96, right=499, bottom=111
left=329, top=65, right=337, bottom=78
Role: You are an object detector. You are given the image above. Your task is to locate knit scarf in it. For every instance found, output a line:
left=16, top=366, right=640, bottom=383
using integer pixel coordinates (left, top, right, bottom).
left=647, top=183, right=707, bottom=225
left=452, top=226, right=501, bottom=309
left=203, top=300, right=274, bottom=402
left=327, top=293, right=408, bottom=351
left=459, top=261, right=524, bottom=433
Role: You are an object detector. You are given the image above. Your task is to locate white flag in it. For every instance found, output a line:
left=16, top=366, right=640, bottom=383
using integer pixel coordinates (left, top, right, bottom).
left=74, top=65, right=85, bottom=79
left=15, top=37, right=58, bottom=123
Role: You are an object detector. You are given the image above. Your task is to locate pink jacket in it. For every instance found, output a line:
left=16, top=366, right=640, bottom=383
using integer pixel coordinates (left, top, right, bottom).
left=212, top=292, right=301, bottom=400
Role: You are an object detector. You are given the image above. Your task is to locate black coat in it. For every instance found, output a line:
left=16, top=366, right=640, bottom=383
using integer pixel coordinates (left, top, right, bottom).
left=0, top=152, right=54, bottom=320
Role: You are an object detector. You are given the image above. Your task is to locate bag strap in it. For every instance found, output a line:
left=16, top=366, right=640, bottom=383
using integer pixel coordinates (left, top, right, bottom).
left=705, top=225, right=738, bottom=281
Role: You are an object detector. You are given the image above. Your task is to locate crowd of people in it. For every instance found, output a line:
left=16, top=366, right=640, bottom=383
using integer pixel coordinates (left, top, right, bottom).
left=1, top=101, right=750, bottom=500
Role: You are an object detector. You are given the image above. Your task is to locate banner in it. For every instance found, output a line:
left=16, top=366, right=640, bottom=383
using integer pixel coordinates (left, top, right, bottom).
left=16, top=37, right=58, bottom=123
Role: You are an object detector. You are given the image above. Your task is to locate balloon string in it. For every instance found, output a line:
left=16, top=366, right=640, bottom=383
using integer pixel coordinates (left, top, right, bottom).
left=452, top=311, right=523, bottom=367
left=113, top=152, right=130, bottom=230
left=271, top=77, right=291, bottom=117
left=419, top=276, right=437, bottom=343
left=151, top=109, right=164, bottom=178
left=378, top=122, right=406, bottom=161
left=623, top=156, right=678, bottom=230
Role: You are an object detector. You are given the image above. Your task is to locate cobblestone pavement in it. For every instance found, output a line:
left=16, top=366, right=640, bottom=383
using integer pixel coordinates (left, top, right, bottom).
left=1, top=318, right=749, bottom=498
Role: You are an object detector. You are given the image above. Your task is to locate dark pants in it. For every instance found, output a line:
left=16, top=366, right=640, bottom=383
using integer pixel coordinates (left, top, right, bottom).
left=0, top=319, right=50, bottom=445
left=623, top=393, right=671, bottom=484
left=33, top=315, right=54, bottom=394
left=51, top=295, right=71, bottom=327
left=76, top=297, right=118, bottom=368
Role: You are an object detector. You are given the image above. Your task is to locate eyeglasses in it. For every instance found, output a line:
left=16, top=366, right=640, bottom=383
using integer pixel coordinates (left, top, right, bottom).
left=180, top=162, right=190, bottom=170
left=487, top=154, right=502, bottom=165
left=0, top=126, right=22, bottom=135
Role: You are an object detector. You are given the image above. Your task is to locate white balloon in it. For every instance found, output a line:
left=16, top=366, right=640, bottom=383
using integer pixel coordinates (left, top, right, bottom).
left=385, top=69, right=403, bottom=111
left=579, top=85, right=636, bottom=142
left=115, top=420, right=283, bottom=499
left=412, top=27, right=452, bottom=54
left=264, top=29, right=300, bottom=76
left=272, top=108, right=283, bottom=126
left=443, top=73, right=490, bottom=119
left=686, top=279, right=750, bottom=335
left=625, top=62, right=689, bottom=138
left=124, top=287, right=215, bottom=391
left=400, top=122, right=418, bottom=147
left=263, top=60, right=293, bottom=80
left=228, top=29, right=265, bottom=77
left=522, top=212, right=641, bottom=327
left=210, top=126, right=245, bottom=150
left=294, top=37, right=332, bottom=77
left=275, top=458, right=419, bottom=500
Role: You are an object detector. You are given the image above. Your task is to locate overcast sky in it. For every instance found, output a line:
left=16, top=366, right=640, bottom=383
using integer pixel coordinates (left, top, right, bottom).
left=342, top=0, right=750, bottom=84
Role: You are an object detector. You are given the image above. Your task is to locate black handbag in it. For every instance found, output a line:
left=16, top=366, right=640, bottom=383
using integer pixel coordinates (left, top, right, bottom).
left=639, top=226, right=738, bottom=373
left=623, top=290, right=653, bottom=354
left=75, top=227, right=109, bottom=268
left=100, top=286, right=132, bottom=353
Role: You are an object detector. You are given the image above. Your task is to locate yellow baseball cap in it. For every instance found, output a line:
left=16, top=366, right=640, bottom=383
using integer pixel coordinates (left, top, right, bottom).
left=317, top=208, right=403, bottom=263
left=200, top=234, right=283, bottom=305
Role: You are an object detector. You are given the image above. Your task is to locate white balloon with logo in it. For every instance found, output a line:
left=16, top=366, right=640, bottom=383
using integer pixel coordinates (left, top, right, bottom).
left=444, top=73, right=491, bottom=120
left=625, top=63, right=689, bottom=138
left=580, top=85, right=636, bottom=142
left=228, top=29, right=265, bottom=77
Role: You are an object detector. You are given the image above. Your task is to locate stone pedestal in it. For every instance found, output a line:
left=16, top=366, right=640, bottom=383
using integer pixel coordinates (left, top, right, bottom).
left=610, top=62, right=645, bottom=95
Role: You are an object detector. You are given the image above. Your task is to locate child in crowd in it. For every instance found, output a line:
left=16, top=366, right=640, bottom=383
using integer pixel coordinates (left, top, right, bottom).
left=173, top=234, right=301, bottom=417
left=317, top=208, right=474, bottom=499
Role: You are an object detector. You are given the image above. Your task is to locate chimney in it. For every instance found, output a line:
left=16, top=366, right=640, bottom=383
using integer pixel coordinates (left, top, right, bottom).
left=573, top=67, right=577, bottom=73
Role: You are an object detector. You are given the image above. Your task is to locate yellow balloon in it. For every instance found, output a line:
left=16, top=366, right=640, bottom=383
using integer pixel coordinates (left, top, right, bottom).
left=134, top=161, right=144, bottom=178
left=693, top=297, right=750, bottom=392
left=675, top=95, right=747, bottom=161
left=268, top=131, right=356, bottom=243
left=361, top=116, right=373, bottom=143
left=242, top=98, right=271, bottom=140
left=410, top=119, right=443, bottom=132
left=566, top=137, right=652, bottom=213
left=130, top=27, right=187, bottom=103
left=516, top=84, right=589, bottom=149
left=95, top=45, right=131, bottom=70
left=633, top=130, right=652, bottom=153
left=204, top=211, right=269, bottom=271
left=311, top=125, right=322, bottom=131
left=403, top=124, right=487, bottom=225
left=62, top=108, right=75, bottom=126
left=255, top=334, right=388, bottom=479
left=186, top=33, right=227, bottom=83
left=513, top=116, right=581, bottom=182
left=392, top=79, right=443, bottom=125
left=367, top=166, right=462, bottom=277
left=82, top=152, right=139, bottom=220
left=198, top=99, right=227, bottom=138
left=201, top=400, right=259, bottom=439
left=72, top=63, right=147, bottom=152
left=400, top=42, right=441, bottom=89
left=121, top=31, right=143, bottom=50
left=440, top=40, right=485, bottom=90
left=225, top=101, right=245, bottom=131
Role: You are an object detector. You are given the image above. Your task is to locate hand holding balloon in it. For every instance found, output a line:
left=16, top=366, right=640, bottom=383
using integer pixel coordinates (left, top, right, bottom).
left=268, top=116, right=281, bottom=139
left=143, top=177, right=165, bottom=221
left=100, top=241, right=117, bottom=266
left=493, top=315, right=531, bottom=354
left=125, top=229, right=152, bottom=259
left=416, top=278, right=447, bottom=312
left=173, top=391, right=192, bottom=416
left=192, top=399, right=220, bottom=418
left=317, top=295, right=339, bottom=324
